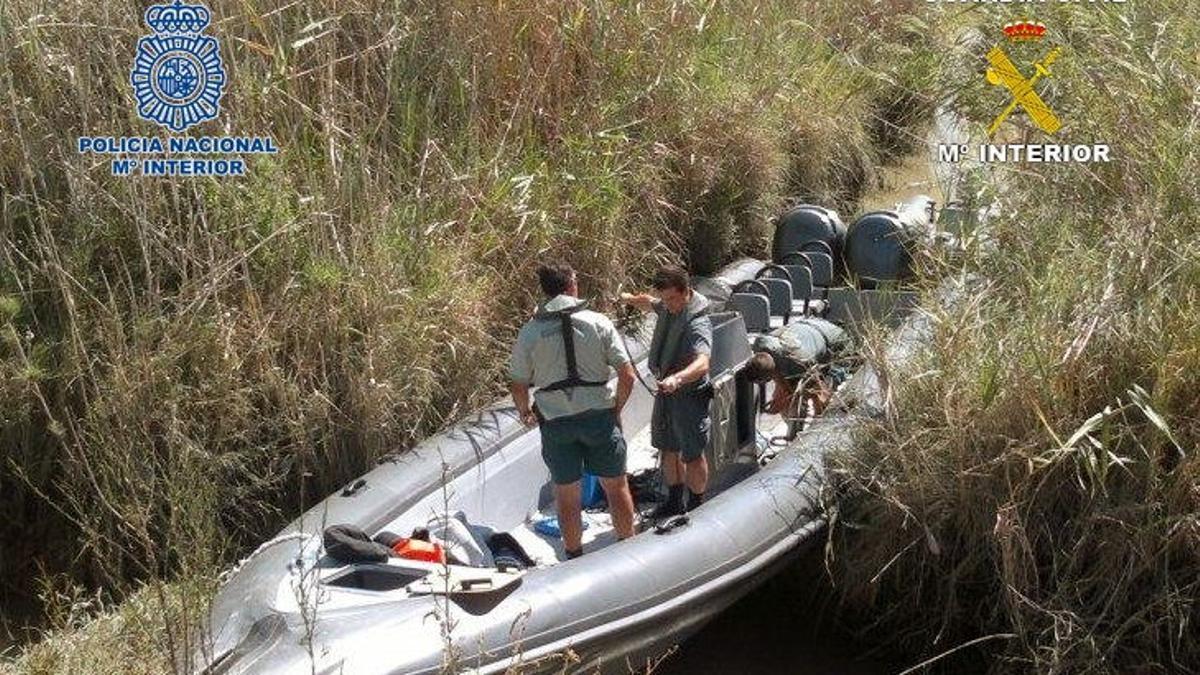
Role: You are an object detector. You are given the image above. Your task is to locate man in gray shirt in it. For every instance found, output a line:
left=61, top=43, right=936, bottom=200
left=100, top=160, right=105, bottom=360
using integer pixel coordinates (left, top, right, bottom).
left=621, top=265, right=713, bottom=519
left=510, top=263, right=637, bottom=559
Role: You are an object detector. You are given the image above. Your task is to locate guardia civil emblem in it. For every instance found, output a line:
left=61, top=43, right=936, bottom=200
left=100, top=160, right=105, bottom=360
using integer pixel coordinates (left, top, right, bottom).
left=130, top=0, right=226, bottom=133
left=985, top=20, right=1063, bottom=136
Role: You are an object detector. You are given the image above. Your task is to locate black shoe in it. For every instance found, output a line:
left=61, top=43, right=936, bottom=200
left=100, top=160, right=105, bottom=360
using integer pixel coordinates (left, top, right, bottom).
left=649, top=499, right=684, bottom=520
left=650, top=484, right=685, bottom=520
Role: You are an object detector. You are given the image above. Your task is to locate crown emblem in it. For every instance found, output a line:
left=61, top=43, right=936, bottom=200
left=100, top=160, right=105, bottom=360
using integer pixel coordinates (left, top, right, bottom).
left=144, top=0, right=211, bottom=35
left=130, top=0, right=225, bottom=132
left=1002, top=21, right=1046, bottom=43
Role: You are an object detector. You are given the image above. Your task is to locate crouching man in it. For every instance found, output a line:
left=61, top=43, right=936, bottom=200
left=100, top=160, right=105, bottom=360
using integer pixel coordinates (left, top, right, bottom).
left=743, top=316, right=852, bottom=427
left=621, top=265, right=713, bottom=518
left=510, top=263, right=637, bottom=559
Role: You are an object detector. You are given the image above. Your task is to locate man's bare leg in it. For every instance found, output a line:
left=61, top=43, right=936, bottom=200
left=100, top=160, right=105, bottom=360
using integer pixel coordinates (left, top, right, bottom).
left=811, top=377, right=833, bottom=416
left=553, top=481, right=584, bottom=556
left=661, top=450, right=684, bottom=485
left=684, top=455, right=709, bottom=496
left=599, top=475, right=636, bottom=539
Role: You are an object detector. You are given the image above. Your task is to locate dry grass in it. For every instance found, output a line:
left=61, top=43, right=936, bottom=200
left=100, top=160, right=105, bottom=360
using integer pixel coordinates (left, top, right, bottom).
left=0, top=0, right=941, bottom=669
left=1, top=579, right=216, bottom=675
left=826, top=3, right=1200, bottom=673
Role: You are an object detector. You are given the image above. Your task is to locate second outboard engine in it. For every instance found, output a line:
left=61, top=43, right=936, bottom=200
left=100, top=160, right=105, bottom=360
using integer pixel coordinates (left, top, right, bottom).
left=844, top=195, right=935, bottom=287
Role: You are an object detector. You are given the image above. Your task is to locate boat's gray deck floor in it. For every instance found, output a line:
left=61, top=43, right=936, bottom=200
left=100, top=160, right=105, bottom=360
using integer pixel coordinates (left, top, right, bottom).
left=509, top=410, right=794, bottom=566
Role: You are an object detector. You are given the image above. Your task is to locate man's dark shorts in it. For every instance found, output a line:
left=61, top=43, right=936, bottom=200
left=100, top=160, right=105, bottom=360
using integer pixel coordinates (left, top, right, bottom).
left=539, top=408, right=627, bottom=485
left=651, top=391, right=711, bottom=462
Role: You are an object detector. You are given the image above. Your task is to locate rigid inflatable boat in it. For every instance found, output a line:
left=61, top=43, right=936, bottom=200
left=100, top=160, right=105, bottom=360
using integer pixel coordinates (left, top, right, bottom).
left=196, top=198, right=941, bottom=675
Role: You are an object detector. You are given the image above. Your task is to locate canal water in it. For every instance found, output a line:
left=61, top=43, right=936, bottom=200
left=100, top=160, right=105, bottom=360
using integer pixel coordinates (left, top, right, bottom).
left=657, top=549, right=905, bottom=675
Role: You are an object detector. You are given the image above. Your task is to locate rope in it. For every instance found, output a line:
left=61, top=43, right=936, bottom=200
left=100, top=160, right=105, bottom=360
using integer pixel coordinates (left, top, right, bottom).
left=614, top=285, right=660, bottom=396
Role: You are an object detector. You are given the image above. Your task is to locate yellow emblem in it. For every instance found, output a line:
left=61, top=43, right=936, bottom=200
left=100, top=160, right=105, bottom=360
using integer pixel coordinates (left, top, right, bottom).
left=985, top=21, right=1063, bottom=136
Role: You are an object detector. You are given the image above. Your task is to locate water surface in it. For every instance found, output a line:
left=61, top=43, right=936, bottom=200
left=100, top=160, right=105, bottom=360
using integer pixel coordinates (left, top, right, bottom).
left=658, top=574, right=902, bottom=675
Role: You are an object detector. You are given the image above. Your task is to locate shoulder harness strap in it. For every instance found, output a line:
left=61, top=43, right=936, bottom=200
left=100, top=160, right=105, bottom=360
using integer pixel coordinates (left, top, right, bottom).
left=538, top=306, right=609, bottom=393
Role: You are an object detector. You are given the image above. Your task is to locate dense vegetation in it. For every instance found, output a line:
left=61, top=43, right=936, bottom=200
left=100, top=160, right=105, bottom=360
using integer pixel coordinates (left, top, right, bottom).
left=827, top=3, right=1200, bottom=673
left=1, top=0, right=939, bottom=670
left=10, top=0, right=1191, bottom=672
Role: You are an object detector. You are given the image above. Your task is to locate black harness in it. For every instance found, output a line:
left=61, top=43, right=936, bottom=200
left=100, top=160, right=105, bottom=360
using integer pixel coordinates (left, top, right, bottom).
left=537, top=306, right=609, bottom=393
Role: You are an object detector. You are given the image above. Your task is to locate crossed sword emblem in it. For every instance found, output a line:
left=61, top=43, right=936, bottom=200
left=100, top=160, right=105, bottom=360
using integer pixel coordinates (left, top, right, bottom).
left=986, top=46, right=1063, bottom=136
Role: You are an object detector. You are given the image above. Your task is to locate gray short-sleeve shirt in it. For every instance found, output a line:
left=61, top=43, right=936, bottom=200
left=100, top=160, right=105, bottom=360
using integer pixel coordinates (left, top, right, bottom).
left=652, top=299, right=712, bottom=391
left=509, top=295, right=630, bottom=420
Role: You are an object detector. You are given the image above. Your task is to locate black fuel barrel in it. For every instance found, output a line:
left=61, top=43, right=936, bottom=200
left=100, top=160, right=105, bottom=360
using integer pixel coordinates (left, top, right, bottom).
left=845, top=196, right=935, bottom=287
left=771, top=204, right=847, bottom=263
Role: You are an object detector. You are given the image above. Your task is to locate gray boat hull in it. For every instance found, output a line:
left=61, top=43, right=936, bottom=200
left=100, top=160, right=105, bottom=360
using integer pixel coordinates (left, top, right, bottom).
left=195, top=258, right=933, bottom=675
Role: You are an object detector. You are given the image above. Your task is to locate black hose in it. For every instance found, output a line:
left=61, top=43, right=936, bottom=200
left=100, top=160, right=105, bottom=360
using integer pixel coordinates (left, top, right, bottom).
left=612, top=286, right=659, bottom=396
left=619, top=328, right=659, bottom=396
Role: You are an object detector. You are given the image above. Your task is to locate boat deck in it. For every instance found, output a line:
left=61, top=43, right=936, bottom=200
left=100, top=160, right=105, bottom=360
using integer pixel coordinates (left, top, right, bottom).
left=508, top=405, right=795, bottom=566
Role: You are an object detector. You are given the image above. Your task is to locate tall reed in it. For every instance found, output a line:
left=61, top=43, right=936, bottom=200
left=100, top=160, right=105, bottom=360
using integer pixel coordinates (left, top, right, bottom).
left=0, top=0, right=941, bottom=662
left=827, top=3, right=1200, bottom=672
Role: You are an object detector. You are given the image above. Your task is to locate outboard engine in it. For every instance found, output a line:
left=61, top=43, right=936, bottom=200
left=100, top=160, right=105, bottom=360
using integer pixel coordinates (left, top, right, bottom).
left=771, top=204, right=847, bottom=264
left=844, top=195, right=935, bottom=287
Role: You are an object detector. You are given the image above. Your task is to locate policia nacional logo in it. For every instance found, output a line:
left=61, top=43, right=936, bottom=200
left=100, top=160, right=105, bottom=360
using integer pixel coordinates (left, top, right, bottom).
left=130, top=0, right=226, bottom=133
left=77, top=0, right=275, bottom=177
left=985, top=21, right=1062, bottom=136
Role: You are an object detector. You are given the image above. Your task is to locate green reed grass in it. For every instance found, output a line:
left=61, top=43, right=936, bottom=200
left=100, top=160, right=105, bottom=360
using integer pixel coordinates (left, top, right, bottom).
left=1, top=0, right=941, bottom=669
left=826, top=3, right=1200, bottom=673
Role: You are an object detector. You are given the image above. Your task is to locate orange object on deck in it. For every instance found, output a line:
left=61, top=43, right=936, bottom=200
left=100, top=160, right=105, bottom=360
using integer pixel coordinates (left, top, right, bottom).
left=392, top=537, right=446, bottom=564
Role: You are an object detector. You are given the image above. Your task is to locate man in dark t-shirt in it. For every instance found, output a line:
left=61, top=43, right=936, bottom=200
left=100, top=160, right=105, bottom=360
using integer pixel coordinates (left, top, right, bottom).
left=621, top=265, right=713, bottom=518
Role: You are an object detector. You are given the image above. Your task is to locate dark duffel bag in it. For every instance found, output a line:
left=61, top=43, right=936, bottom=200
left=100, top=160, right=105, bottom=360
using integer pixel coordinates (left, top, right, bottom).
left=323, top=524, right=394, bottom=564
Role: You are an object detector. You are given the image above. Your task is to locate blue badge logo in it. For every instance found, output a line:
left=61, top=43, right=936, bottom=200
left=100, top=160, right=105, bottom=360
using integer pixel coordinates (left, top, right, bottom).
left=129, top=0, right=226, bottom=133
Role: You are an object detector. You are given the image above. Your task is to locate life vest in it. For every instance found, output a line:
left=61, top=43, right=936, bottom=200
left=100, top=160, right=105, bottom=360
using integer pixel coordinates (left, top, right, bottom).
left=647, top=292, right=712, bottom=393
left=391, top=537, right=446, bottom=564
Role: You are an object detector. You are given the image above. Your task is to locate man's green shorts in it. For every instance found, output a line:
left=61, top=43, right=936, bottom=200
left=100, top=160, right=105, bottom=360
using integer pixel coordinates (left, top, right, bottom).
left=539, top=408, right=627, bottom=485
left=651, top=390, right=711, bottom=462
